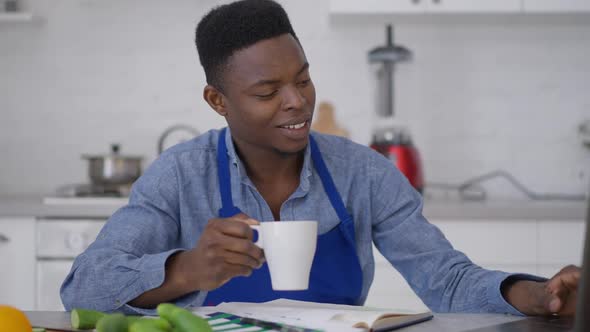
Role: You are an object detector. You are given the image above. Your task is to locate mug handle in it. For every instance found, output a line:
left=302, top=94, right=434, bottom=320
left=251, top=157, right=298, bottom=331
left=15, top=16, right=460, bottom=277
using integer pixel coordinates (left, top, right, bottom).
left=250, top=225, right=263, bottom=248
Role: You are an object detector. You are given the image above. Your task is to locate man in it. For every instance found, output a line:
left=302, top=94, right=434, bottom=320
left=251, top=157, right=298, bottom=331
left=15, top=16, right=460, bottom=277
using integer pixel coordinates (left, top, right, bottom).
left=61, top=0, right=580, bottom=316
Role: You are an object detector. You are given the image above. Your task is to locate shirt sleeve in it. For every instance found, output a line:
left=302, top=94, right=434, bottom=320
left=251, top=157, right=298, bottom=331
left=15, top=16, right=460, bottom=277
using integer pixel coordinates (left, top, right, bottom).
left=60, top=154, right=203, bottom=314
left=368, top=153, right=544, bottom=314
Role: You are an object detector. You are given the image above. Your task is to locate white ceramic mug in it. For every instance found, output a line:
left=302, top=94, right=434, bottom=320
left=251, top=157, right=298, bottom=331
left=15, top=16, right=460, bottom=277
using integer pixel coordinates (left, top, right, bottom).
left=251, top=221, right=318, bottom=291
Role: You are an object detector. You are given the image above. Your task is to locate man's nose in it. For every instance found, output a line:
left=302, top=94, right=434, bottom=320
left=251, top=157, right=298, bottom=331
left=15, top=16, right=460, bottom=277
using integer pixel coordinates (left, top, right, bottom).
left=282, top=84, right=305, bottom=111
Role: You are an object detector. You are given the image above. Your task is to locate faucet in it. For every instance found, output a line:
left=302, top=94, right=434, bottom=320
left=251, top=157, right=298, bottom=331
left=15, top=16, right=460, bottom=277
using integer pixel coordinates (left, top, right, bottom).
left=157, top=124, right=200, bottom=155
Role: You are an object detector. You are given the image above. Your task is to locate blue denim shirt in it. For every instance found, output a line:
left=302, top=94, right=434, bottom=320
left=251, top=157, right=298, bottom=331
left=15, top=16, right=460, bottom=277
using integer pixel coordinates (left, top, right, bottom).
left=61, top=128, right=534, bottom=315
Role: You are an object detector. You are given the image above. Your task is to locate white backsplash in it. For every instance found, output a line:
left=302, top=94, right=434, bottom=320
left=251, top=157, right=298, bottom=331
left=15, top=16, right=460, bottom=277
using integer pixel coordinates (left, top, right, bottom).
left=0, top=0, right=588, bottom=197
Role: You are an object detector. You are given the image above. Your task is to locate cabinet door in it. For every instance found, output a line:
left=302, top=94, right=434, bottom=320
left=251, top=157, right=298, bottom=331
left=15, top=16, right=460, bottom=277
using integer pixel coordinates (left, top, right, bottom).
left=537, top=220, right=586, bottom=266
left=524, top=0, right=590, bottom=12
left=36, top=261, right=72, bottom=311
left=425, top=0, right=522, bottom=13
left=329, top=0, right=425, bottom=14
left=432, top=220, right=537, bottom=265
left=367, top=245, right=429, bottom=311
left=0, top=218, right=36, bottom=310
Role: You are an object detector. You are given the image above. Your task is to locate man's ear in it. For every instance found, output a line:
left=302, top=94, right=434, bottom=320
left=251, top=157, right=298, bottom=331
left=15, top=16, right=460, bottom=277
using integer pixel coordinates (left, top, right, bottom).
left=203, top=85, right=227, bottom=116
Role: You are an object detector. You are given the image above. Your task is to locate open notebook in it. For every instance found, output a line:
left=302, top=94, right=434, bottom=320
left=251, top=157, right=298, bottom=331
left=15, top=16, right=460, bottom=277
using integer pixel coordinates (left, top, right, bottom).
left=193, top=299, right=433, bottom=332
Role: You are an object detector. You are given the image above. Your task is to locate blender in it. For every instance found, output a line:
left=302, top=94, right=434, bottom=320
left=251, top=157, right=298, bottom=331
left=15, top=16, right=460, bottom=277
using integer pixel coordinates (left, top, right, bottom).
left=369, top=25, right=424, bottom=193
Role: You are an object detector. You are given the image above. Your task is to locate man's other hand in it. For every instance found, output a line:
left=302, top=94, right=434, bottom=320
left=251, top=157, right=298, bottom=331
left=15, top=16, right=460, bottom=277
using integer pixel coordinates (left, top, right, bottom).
left=503, top=265, right=581, bottom=316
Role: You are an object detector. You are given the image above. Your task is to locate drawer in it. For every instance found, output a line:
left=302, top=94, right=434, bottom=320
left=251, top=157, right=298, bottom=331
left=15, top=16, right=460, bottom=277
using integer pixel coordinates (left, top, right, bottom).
left=433, top=220, right=537, bottom=265
left=37, top=261, right=73, bottom=311
left=36, top=220, right=105, bottom=258
left=371, top=260, right=415, bottom=295
left=365, top=294, right=428, bottom=312
left=368, top=252, right=427, bottom=311
left=537, top=221, right=586, bottom=265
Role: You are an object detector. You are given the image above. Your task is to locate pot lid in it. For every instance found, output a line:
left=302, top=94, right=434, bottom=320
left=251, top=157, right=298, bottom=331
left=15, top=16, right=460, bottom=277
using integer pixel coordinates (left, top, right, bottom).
left=81, top=144, right=143, bottom=160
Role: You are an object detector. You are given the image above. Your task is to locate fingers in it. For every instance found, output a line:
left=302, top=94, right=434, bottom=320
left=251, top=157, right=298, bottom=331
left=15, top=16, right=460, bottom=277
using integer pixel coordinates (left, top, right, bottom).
left=221, top=249, right=263, bottom=269
left=546, top=265, right=581, bottom=294
left=205, top=217, right=265, bottom=264
left=231, top=213, right=260, bottom=226
left=210, top=217, right=259, bottom=240
left=545, top=294, right=562, bottom=313
left=543, top=265, right=581, bottom=315
left=224, top=237, right=265, bottom=263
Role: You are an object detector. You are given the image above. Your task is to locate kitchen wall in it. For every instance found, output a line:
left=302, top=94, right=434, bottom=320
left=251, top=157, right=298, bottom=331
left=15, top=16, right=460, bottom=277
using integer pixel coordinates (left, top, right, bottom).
left=0, top=0, right=588, bottom=197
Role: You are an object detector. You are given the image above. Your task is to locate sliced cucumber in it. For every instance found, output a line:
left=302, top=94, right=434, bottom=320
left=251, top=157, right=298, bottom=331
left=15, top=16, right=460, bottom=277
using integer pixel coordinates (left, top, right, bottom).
left=157, top=303, right=212, bottom=332
left=70, top=308, right=106, bottom=329
left=96, top=313, right=128, bottom=332
left=129, top=318, right=172, bottom=332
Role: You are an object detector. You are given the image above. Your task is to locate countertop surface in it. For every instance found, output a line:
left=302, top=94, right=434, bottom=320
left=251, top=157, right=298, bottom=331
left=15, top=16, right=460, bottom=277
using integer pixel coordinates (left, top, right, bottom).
left=0, top=194, right=586, bottom=220
left=0, top=195, right=126, bottom=219
left=0, top=196, right=586, bottom=222
left=25, top=311, right=531, bottom=332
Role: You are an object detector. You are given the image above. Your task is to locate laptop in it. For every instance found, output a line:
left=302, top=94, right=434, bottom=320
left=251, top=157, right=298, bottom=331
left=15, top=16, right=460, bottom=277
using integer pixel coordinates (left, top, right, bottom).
left=466, top=196, right=590, bottom=332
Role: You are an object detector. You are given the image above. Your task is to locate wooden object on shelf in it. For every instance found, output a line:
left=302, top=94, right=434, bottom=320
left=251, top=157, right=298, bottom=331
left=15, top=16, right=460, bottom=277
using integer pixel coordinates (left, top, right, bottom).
left=312, top=101, right=349, bottom=138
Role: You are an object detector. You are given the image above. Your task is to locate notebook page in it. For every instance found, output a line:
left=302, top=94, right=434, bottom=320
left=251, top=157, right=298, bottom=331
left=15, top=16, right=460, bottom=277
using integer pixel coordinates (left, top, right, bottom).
left=197, top=301, right=363, bottom=332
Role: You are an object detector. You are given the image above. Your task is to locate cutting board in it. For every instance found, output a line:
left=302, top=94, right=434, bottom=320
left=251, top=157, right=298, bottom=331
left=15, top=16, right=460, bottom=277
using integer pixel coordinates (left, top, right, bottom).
left=312, top=101, right=349, bottom=138
left=26, top=311, right=83, bottom=332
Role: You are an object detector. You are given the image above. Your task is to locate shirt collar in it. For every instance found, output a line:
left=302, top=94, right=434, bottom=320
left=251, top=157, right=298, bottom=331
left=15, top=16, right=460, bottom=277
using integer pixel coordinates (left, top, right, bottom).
left=223, top=127, right=312, bottom=192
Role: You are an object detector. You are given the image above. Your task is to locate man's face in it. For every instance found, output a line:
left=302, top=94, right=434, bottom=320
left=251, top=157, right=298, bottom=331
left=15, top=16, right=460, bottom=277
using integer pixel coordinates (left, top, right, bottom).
left=220, top=33, right=316, bottom=155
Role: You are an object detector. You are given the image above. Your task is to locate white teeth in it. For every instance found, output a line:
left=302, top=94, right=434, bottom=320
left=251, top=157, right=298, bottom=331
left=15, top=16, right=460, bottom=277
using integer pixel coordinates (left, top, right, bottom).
left=283, top=121, right=306, bottom=129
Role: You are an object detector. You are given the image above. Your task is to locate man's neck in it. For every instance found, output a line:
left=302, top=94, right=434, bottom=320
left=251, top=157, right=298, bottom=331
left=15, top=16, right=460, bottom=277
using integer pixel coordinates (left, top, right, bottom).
left=232, top=139, right=304, bottom=184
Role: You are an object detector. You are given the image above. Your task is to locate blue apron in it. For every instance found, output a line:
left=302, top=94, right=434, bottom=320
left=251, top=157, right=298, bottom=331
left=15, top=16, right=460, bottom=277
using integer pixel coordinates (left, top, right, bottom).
left=204, top=128, right=363, bottom=306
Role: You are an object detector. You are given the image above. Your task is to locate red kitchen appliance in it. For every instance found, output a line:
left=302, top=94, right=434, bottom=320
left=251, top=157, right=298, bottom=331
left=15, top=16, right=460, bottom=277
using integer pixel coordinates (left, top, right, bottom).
left=371, top=127, right=424, bottom=193
left=368, top=25, right=424, bottom=193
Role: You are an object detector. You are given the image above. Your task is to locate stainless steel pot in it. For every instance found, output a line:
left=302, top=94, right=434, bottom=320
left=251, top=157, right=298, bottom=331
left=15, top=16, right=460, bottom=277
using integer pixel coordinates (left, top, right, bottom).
left=82, top=144, right=142, bottom=186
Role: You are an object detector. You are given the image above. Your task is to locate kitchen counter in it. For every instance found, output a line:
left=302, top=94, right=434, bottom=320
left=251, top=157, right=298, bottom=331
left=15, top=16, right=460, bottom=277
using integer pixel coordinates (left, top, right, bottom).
left=0, top=195, right=586, bottom=220
left=0, top=195, right=126, bottom=218
left=25, top=311, right=527, bottom=332
left=423, top=198, right=586, bottom=221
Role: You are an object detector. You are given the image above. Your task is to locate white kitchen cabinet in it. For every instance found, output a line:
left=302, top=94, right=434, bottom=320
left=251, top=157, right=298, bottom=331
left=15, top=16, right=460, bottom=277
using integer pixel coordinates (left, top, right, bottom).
left=329, top=0, right=521, bottom=15
left=367, top=259, right=428, bottom=312
left=537, top=221, right=586, bottom=265
left=425, top=0, right=522, bottom=13
left=523, top=0, right=590, bottom=13
left=330, top=0, right=425, bottom=14
left=436, top=220, right=537, bottom=265
left=36, top=261, right=72, bottom=311
left=35, top=219, right=106, bottom=311
left=366, top=218, right=584, bottom=310
left=0, top=218, right=36, bottom=310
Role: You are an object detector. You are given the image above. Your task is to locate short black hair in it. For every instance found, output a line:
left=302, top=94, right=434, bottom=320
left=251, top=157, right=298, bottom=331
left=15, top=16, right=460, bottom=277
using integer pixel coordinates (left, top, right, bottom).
left=195, top=0, right=299, bottom=90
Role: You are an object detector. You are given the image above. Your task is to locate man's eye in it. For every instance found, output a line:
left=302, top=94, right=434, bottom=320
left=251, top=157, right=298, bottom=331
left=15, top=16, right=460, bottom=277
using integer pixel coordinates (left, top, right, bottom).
left=297, top=79, right=311, bottom=87
left=255, top=90, right=278, bottom=99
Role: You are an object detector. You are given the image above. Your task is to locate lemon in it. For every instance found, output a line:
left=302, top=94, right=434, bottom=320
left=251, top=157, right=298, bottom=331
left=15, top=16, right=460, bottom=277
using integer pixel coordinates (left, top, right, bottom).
left=0, top=305, right=32, bottom=332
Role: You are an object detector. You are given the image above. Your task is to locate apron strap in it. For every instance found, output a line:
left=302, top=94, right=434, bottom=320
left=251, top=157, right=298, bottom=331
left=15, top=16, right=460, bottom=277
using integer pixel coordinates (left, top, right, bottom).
left=309, top=135, right=354, bottom=228
left=217, top=128, right=242, bottom=218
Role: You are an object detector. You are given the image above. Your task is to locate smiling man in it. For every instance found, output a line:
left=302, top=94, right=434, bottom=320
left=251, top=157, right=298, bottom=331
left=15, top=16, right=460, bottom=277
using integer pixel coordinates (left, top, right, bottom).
left=61, top=0, right=580, bottom=317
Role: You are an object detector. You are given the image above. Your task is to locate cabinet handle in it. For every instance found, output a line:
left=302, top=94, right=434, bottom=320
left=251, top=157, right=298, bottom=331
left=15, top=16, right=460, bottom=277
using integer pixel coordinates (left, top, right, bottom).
left=0, top=234, right=10, bottom=243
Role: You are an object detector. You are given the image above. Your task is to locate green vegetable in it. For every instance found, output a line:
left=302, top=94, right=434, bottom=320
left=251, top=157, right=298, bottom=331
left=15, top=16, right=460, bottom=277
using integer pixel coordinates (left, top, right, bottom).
left=70, top=308, right=106, bottom=329
left=96, top=313, right=128, bottom=332
left=129, top=318, right=173, bottom=332
left=126, top=316, right=143, bottom=326
left=131, top=317, right=172, bottom=330
left=157, top=303, right=212, bottom=332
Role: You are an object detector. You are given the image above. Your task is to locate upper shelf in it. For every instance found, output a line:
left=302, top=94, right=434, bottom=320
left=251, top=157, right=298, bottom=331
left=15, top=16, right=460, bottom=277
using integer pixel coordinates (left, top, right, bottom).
left=0, top=12, right=35, bottom=23
left=329, top=0, right=590, bottom=15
